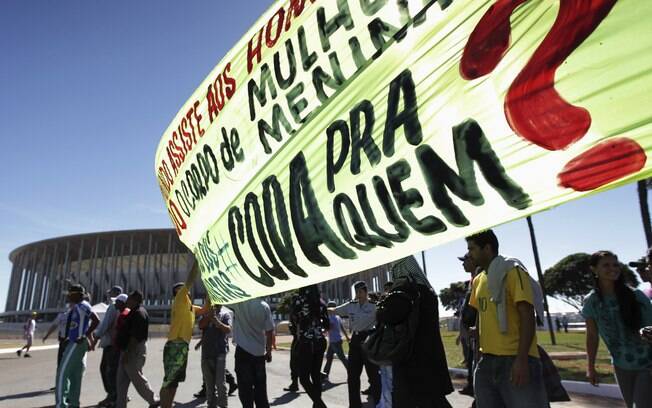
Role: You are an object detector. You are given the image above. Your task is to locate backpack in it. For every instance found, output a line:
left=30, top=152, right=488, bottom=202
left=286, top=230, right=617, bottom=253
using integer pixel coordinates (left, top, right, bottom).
left=362, top=277, right=420, bottom=365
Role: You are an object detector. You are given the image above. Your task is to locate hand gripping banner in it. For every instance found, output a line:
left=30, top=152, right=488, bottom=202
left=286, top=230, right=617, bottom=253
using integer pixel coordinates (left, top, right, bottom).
left=155, top=0, right=652, bottom=303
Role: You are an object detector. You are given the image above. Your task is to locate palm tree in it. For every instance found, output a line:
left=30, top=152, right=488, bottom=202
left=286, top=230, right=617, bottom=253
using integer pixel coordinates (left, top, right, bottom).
left=637, top=179, right=652, bottom=247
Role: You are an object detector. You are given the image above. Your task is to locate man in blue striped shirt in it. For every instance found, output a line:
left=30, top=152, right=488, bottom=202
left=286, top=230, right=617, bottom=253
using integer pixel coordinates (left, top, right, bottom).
left=55, top=284, right=100, bottom=408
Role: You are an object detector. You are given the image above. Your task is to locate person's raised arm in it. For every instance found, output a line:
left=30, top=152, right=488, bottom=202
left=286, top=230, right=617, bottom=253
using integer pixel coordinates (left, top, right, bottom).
left=185, top=259, right=200, bottom=288
left=585, top=318, right=600, bottom=386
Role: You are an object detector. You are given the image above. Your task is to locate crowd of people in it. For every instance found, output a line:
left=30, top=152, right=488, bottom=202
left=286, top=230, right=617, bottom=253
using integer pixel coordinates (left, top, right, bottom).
left=14, top=228, right=652, bottom=408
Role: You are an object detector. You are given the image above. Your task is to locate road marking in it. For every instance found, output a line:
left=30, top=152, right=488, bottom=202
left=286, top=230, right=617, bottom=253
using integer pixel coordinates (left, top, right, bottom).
left=0, top=344, right=59, bottom=354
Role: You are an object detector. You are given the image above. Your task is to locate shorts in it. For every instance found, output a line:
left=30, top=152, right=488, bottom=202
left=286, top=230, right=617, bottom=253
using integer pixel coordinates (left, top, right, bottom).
left=162, top=340, right=189, bottom=388
left=24, top=334, right=33, bottom=347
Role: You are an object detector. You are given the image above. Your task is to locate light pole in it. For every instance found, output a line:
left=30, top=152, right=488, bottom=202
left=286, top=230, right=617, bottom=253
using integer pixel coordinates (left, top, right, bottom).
left=526, top=216, right=556, bottom=345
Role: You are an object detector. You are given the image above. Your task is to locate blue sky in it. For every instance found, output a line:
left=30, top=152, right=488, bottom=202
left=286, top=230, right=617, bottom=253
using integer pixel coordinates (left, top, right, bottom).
left=0, top=0, right=649, bottom=314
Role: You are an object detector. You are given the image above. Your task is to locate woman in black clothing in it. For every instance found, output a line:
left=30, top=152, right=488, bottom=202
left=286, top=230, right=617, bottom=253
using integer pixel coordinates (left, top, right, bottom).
left=391, top=257, right=454, bottom=408
left=290, top=285, right=330, bottom=408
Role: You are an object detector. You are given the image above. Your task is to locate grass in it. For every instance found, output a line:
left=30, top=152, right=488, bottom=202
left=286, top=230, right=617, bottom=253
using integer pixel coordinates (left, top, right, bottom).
left=279, top=330, right=616, bottom=384
left=440, top=330, right=615, bottom=384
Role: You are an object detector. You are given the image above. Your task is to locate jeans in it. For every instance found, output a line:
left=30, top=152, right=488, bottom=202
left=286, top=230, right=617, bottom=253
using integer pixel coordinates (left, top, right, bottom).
left=202, top=354, right=228, bottom=408
left=323, top=340, right=348, bottom=374
left=474, top=354, right=548, bottom=408
left=234, top=346, right=269, bottom=408
left=100, top=346, right=119, bottom=402
left=614, top=366, right=652, bottom=408
left=116, top=342, right=157, bottom=408
left=289, top=336, right=299, bottom=384
left=348, top=332, right=381, bottom=408
left=379, top=365, right=393, bottom=408
left=297, top=337, right=327, bottom=408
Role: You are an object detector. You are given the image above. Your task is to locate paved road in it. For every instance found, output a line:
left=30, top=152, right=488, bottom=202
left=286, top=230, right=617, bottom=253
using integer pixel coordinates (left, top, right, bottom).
left=0, top=338, right=623, bottom=408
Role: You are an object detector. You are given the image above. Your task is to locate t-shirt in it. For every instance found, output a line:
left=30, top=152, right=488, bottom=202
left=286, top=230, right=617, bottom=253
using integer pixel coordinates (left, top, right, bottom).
left=168, top=286, right=200, bottom=343
left=328, top=315, right=344, bottom=343
left=469, top=268, right=539, bottom=358
left=24, top=319, right=35, bottom=337
left=582, top=289, right=652, bottom=370
left=126, top=306, right=149, bottom=343
left=114, top=308, right=131, bottom=351
left=201, top=309, right=232, bottom=359
left=231, top=299, right=275, bottom=356
left=291, top=293, right=329, bottom=340
left=56, top=311, right=69, bottom=338
left=66, top=301, right=93, bottom=342
left=334, top=301, right=376, bottom=333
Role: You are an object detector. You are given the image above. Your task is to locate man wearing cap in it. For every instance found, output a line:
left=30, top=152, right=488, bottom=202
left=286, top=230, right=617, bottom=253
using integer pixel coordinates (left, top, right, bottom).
left=56, top=284, right=100, bottom=408
left=457, top=253, right=478, bottom=398
left=115, top=290, right=159, bottom=408
left=334, top=280, right=381, bottom=408
left=94, top=285, right=123, bottom=407
left=160, top=262, right=201, bottom=408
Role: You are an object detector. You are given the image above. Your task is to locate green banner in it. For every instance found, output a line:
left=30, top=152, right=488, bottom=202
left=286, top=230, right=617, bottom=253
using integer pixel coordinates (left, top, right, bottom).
left=155, top=0, right=652, bottom=303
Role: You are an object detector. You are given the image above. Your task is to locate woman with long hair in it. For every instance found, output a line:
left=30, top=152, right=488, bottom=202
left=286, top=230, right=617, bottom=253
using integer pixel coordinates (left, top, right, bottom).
left=583, top=250, right=652, bottom=407
left=290, top=284, right=329, bottom=408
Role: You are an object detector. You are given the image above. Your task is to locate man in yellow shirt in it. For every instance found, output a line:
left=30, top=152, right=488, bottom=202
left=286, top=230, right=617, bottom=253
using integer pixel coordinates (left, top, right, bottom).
left=160, top=261, right=202, bottom=408
left=466, top=229, right=548, bottom=408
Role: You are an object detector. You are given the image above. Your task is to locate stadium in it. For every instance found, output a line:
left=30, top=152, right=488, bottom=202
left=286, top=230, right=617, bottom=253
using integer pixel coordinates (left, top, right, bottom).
left=1, top=228, right=391, bottom=323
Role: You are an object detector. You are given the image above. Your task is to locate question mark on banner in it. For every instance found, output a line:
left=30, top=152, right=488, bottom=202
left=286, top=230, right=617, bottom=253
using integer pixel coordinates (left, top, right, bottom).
left=460, top=0, right=645, bottom=191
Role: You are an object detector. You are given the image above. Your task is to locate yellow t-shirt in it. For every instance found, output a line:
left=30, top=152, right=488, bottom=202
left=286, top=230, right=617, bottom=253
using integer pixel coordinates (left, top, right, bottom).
left=469, top=267, right=539, bottom=358
left=168, top=286, right=200, bottom=343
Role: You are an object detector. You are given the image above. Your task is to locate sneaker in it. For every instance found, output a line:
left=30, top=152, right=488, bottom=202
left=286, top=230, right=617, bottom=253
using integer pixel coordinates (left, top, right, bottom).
left=228, top=382, right=238, bottom=396
left=148, top=400, right=160, bottom=408
left=193, top=389, right=206, bottom=399
left=321, top=372, right=329, bottom=381
left=24, top=353, right=31, bottom=358
left=283, top=383, right=299, bottom=392
left=16, top=350, right=22, bottom=357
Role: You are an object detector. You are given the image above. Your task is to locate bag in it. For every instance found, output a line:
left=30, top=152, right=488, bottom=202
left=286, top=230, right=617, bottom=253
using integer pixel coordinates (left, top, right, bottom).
left=362, top=277, right=420, bottom=365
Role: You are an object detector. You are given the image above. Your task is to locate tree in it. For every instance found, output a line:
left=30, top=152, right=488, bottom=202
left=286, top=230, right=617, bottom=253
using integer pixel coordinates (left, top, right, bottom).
left=275, top=290, right=296, bottom=316
left=542, top=253, right=639, bottom=311
left=439, top=281, right=468, bottom=313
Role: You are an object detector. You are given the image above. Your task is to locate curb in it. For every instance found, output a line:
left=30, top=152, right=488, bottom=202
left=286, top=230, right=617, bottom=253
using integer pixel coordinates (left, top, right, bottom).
left=448, top=368, right=623, bottom=400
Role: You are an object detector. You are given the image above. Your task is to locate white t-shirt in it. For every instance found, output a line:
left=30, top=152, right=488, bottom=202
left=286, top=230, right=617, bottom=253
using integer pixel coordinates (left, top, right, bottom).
left=24, top=319, right=36, bottom=337
left=230, top=299, right=274, bottom=356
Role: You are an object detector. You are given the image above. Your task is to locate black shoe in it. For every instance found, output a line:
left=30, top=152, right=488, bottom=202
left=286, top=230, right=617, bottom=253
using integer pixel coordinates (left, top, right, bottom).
left=16, top=350, right=22, bottom=357
left=148, top=400, right=160, bottom=408
left=228, top=382, right=238, bottom=396
left=24, top=353, right=31, bottom=358
left=284, top=383, right=299, bottom=392
left=193, top=389, right=206, bottom=398
left=459, top=385, right=474, bottom=396
left=361, top=387, right=371, bottom=395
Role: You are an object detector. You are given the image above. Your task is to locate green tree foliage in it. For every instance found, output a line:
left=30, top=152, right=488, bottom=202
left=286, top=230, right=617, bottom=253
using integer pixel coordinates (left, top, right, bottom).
left=275, top=290, right=296, bottom=316
left=439, top=281, right=468, bottom=312
left=543, top=253, right=639, bottom=311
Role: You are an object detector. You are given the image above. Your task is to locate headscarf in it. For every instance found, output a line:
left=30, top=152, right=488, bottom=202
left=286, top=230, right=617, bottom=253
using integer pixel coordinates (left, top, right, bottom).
left=390, top=256, right=432, bottom=289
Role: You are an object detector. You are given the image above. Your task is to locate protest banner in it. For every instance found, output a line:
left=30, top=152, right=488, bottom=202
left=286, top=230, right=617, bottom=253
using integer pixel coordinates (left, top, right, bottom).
left=155, top=0, right=652, bottom=303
